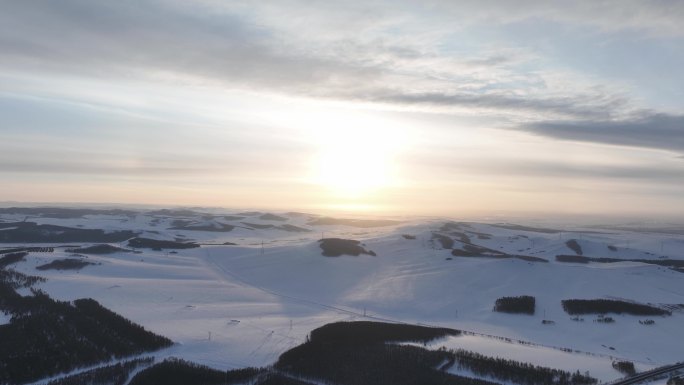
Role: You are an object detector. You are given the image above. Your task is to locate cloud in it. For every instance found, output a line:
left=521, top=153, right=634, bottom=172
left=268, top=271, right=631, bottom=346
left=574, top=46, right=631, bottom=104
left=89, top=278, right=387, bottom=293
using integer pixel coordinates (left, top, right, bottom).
left=0, top=161, right=207, bottom=177
left=410, top=147, right=684, bottom=183
left=421, top=0, right=684, bottom=37
left=1, top=0, right=682, bottom=159
left=521, top=113, right=684, bottom=154
left=0, top=0, right=644, bottom=122
left=488, top=159, right=684, bottom=182
left=359, top=89, right=629, bottom=120
left=0, top=0, right=373, bottom=89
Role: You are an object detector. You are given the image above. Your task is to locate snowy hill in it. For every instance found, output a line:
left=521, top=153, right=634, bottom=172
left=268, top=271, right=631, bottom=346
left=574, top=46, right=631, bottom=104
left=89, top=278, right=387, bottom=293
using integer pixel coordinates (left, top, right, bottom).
left=2, top=207, right=683, bottom=384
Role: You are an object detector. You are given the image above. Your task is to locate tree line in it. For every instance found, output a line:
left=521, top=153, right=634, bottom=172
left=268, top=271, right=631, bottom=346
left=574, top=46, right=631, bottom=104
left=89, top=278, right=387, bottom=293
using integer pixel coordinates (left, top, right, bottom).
left=493, top=296, right=536, bottom=315
left=273, top=321, right=600, bottom=385
left=450, top=349, right=597, bottom=385
left=561, top=299, right=670, bottom=316
left=46, top=358, right=154, bottom=385
left=0, top=260, right=172, bottom=384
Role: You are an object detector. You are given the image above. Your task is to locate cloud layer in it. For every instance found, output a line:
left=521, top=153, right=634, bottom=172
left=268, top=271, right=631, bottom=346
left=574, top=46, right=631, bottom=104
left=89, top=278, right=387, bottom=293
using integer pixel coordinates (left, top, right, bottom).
left=524, top=113, right=684, bottom=154
left=0, top=1, right=648, bottom=119
left=1, top=0, right=683, bottom=214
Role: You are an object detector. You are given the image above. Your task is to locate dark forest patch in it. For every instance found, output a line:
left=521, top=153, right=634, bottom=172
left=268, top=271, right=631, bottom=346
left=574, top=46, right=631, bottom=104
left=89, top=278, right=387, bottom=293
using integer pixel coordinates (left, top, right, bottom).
left=275, top=321, right=478, bottom=385
left=0, top=222, right=137, bottom=243
left=319, top=238, right=376, bottom=257
left=611, top=361, right=636, bottom=376
left=169, top=222, right=235, bottom=232
left=242, top=222, right=275, bottom=229
left=556, top=255, right=591, bottom=263
left=0, top=267, right=172, bottom=384
left=561, top=299, right=670, bottom=316
left=254, top=373, right=316, bottom=385
left=438, top=223, right=477, bottom=243
left=440, top=222, right=471, bottom=232
left=128, top=237, right=199, bottom=249
left=129, top=358, right=262, bottom=385
left=454, top=243, right=507, bottom=257
left=259, top=213, right=288, bottom=221
left=274, top=321, right=595, bottom=385
left=493, top=295, right=536, bottom=315
left=65, top=244, right=132, bottom=254
left=451, top=249, right=477, bottom=257
left=452, top=249, right=547, bottom=263
left=279, top=224, right=311, bottom=232
left=565, top=239, right=583, bottom=255
left=36, top=258, right=98, bottom=271
left=0, top=247, right=53, bottom=255
left=451, top=349, right=596, bottom=385
left=46, top=358, right=153, bottom=385
left=0, top=207, right=137, bottom=219
left=555, top=255, right=684, bottom=273
left=0, top=252, right=28, bottom=268
left=432, top=233, right=454, bottom=249
left=0, top=270, right=45, bottom=291
left=309, top=321, right=460, bottom=345
left=222, top=215, right=245, bottom=221
left=129, top=359, right=316, bottom=385
left=242, top=223, right=310, bottom=232
left=512, top=255, right=548, bottom=262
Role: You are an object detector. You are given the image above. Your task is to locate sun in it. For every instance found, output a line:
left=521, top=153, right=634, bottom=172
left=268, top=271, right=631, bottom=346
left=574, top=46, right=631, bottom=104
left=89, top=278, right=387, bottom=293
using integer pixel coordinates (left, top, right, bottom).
left=308, top=115, right=401, bottom=199
left=279, top=104, right=407, bottom=201
left=313, top=145, right=391, bottom=198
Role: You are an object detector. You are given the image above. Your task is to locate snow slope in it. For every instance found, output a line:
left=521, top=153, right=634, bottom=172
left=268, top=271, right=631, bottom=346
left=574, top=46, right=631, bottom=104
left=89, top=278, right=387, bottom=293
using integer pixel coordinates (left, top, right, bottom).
left=3, top=209, right=684, bottom=383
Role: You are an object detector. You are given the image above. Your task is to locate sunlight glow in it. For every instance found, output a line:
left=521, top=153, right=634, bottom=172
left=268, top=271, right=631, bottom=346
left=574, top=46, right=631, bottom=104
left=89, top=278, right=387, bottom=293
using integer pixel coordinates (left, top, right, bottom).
left=314, top=145, right=390, bottom=198
left=305, top=110, right=406, bottom=199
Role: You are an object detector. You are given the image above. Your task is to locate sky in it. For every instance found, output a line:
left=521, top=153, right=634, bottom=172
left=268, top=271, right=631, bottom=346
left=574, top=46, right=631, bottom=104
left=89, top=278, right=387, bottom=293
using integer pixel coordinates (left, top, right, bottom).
left=1, top=0, right=683, bottom=218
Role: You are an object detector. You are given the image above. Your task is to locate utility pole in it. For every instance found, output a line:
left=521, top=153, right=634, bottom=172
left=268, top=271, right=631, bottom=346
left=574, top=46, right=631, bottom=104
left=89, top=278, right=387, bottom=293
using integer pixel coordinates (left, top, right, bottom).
left=261, top=240, right=264, bottom=255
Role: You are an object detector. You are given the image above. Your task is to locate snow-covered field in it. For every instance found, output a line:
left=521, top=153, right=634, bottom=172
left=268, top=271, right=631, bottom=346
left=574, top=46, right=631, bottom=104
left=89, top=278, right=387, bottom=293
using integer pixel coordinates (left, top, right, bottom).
left=3, top=209, right=684, bottom=383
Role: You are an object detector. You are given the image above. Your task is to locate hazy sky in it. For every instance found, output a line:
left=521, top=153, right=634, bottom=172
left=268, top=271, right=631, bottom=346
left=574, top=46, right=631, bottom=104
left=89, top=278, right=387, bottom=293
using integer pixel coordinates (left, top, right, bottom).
left=1, top=1, right=683, bottom=217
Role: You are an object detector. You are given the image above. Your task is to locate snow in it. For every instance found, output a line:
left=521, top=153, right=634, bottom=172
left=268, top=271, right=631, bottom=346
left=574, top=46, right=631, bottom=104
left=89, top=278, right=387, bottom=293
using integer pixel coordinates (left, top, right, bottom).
left=4, top=211, right=684, bottom=382
left=403, top=334, right=655, bottom=383
left=0, top=310, right=10, bottom=325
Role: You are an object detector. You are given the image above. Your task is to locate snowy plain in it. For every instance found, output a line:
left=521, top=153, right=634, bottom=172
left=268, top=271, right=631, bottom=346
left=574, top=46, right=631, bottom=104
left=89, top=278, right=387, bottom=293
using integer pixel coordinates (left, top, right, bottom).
left=2, top=209, right=684, bottom=384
